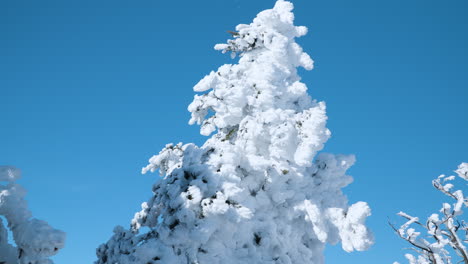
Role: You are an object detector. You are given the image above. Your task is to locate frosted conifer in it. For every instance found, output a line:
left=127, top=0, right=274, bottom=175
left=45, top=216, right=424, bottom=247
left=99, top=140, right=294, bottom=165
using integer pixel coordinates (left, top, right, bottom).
left=96, top=1, right=373, bottom=263
left=0, top=166, right=65, bottom=264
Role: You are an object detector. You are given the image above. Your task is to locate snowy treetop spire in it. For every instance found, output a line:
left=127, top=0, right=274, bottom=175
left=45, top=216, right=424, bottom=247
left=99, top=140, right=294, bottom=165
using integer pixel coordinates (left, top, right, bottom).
left=213, top=0, right=312, bottom=69
left=188, top=0, right=326, bottom=167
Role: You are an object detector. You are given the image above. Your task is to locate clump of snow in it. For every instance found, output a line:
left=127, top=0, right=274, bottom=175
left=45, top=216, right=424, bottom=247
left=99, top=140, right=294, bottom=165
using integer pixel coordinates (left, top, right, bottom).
left=0, top=166, right=65, bottom=264
left=96, top=1, right=372, bottom=263
left=456, top=162, right=468, bottom=180
left=0, top=166, right=21, bottom=182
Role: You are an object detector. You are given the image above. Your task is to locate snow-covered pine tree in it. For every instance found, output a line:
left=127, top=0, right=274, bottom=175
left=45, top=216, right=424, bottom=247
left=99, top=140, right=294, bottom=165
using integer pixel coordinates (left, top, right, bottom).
left=0, top=166, right=65, bottom=264
left=95, top=1, right=372, bottom=263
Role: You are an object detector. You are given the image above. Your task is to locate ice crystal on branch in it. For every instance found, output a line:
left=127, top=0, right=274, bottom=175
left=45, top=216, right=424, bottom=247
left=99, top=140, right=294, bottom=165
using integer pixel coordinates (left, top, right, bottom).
left=96, top=1, right=372, bottom=263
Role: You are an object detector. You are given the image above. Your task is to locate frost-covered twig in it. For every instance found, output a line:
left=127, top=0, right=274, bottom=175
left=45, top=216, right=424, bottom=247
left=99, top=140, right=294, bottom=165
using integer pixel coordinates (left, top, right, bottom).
left=393, top=163, right=468, bottom=264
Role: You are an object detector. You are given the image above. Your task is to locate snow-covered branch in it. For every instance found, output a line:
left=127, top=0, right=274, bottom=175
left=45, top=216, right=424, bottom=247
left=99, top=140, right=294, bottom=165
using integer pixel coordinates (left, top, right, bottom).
left=393, top=163, right=468, bottom=264
left=0, top=166, right=65, bottom=264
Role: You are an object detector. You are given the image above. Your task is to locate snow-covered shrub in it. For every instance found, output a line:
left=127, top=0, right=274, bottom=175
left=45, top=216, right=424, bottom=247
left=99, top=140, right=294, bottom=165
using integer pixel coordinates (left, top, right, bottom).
left=0, top=166, right=65, bottom=264
left=96, top=1, right=373, bottom=263
left=392, top=163, right=468, bottom=264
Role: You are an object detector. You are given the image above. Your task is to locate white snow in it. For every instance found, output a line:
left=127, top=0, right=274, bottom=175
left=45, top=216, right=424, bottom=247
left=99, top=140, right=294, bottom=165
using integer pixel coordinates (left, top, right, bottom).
left=456, top=162, right=468, bottom=181
left=0, top=166, right=20, bottom=182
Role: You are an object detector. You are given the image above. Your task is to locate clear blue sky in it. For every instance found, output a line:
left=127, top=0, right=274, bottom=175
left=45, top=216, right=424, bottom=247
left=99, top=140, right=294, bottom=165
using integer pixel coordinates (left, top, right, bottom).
left=1, top=0, right=467, bottom=263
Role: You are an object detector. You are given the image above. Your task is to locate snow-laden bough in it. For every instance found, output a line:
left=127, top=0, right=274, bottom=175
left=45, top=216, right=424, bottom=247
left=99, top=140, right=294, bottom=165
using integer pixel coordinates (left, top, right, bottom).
left=0, top=166, right=66, bottom=264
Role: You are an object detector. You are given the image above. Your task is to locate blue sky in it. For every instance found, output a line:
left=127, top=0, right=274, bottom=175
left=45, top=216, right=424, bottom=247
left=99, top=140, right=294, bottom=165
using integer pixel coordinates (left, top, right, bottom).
left=1, top=0, right=467, bottom=263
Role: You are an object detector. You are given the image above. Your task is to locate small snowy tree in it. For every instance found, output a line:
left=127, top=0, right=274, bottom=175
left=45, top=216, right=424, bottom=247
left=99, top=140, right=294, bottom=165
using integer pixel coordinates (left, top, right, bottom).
left=392, top=163, right=468, bottom=264
left=96, top=1, right=372, bottom=263
left=0, top=166, right=65, bottom=264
